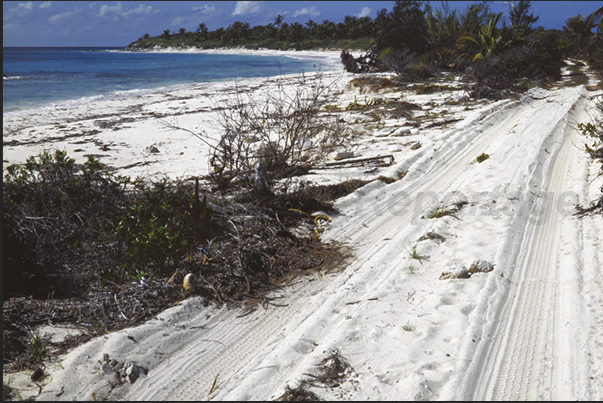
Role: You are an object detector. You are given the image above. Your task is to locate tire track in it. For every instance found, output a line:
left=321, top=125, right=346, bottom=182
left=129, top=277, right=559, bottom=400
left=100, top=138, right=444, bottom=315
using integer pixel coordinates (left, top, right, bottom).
left=462, top=91, right=589, bottom=400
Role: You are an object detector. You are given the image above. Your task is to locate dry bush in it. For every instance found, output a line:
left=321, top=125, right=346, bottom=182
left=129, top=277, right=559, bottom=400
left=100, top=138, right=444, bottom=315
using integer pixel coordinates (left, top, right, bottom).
left=275, top=349, right=353, bottom=401
left=276, top=384, right=321, bottom=401
left=208, top=74, right=347, bottom=189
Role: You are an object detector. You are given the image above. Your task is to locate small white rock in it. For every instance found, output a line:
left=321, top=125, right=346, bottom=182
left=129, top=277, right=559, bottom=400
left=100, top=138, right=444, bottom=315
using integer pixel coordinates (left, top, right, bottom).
left=333, top=151, right=354, bottom=160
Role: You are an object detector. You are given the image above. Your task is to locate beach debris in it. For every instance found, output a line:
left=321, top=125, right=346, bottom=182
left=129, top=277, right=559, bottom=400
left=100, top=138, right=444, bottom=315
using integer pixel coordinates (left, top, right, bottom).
left=439, top=266, right=470, bottom=280
left=440, top=260, right=494, bottom=279
left=340, top=49, right=387, bottom=73
left=277, top=349, right=354, bottom=400
left=276, top=384, right=321, bottom=401
left=183, top=273, right=196, bottom=292
left=147, top=145, right=160, bottom=154
left=254, top=162, right=270, bottom=191
left=417, top=231, right=446, bottom=243
left=99, top=353, right=148, bottom=384
left=410, top=141, right=422, bottom=150
left=208, top=373, right=220, bottom=396
left=454, top=94, right=468, bottom=103
left=468, top=260, right=495, bottom=274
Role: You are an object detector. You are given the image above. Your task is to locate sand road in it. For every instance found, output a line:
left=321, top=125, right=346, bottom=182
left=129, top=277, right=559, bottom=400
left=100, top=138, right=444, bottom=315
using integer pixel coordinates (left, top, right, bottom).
left=124, top=86, right=599, bottom=400
left=25, top=74, right=602, bottom=401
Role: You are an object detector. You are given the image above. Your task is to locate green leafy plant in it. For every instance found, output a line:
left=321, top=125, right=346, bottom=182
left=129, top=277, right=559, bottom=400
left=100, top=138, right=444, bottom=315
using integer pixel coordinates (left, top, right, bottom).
left=346, top=97, right=360, bottom=110
left=114, top=198, right=183, bottom=278
left=578, top=122, right=603, bottom=159
left=409, top=245, right=429, bottom=264
left=458, top=14, right=507, bottom=61
left=426, top=206, right=449, bottom=218
left=426, top=200, right=468, bottom=219
left=22, top=330, right=48, bottom=363
left=476, top=152, right=490, bottom=163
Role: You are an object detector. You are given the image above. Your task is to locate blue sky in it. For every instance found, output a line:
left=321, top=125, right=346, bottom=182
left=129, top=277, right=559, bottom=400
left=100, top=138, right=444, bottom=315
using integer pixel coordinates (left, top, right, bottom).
left=3, top=1, right=601, bottom=47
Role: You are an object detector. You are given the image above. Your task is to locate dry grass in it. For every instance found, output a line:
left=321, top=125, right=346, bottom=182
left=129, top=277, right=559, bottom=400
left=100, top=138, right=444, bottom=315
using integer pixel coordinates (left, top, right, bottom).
left=276, top=350, right=353, bottom=401
left=425, top=200, right=468, bottom=219
left=417, top=231, right=446, bottom=243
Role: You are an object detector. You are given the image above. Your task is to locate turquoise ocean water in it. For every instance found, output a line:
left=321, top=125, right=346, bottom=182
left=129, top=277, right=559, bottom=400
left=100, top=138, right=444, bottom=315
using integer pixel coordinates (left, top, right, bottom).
left=3, top=47, right=336, bottom=113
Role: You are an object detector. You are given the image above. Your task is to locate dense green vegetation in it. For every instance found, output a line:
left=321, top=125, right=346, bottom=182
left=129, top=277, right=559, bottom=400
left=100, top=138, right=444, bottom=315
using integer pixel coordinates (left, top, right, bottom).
left=126, top=14, right=377, bottom=51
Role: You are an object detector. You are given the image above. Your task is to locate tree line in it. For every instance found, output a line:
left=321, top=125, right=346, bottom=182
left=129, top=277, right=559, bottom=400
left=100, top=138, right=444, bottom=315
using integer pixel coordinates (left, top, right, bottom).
left=128, top=13, right=378, bottom=51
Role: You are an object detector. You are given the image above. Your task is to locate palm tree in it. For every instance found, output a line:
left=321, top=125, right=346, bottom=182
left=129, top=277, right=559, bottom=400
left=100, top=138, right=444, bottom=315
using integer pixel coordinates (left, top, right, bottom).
left=273, top=14, right=284, bottom=28
left=508, top=0, right=539, bottom=30
left=289, top=22, right=304, bottom=42
left=587, top=5, right=603, bottom=33
left=306, top=19, right=317, bottom=39
left=564, top=14, right=592, bottom=41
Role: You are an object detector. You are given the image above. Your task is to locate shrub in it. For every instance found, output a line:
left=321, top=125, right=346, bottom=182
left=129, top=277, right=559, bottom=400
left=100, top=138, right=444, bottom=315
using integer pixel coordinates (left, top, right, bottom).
left=587, top=47, right=603, bottom=72
left=576, top=95, right=603, bottom=215
left=3, top=151, right=128, bottom=298
left=468, top=29, right=565, bottom=98
left=476, top=152, right=490, bottom=163
left=3, top=150, right=203, bottom=296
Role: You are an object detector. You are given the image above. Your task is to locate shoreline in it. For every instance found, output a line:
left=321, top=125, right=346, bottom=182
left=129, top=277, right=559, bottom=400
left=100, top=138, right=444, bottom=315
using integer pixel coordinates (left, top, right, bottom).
left=3, top=48, right=346, bottom=117
left=3, top=68, right=350, bottom=180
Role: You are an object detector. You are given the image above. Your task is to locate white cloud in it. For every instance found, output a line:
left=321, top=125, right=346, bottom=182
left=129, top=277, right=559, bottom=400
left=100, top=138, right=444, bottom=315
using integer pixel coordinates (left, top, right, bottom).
left=193, top=4, right=215, bottom=14
left=39, top=1, right=52, bottom=8
left=18, top=2, right=33, bottom=10
left=99, top=1, right=122, bottom=17
left=98, top=1, right=157, bottom=17
left=121, top=3, right=156, bottom=16
left=232, top=1, right=262, bottom=17
left=49, top=9, right=78, bottom=23
left=357, top=7, right=371, bottom=18
left=293, top=6, right=320, bottom=18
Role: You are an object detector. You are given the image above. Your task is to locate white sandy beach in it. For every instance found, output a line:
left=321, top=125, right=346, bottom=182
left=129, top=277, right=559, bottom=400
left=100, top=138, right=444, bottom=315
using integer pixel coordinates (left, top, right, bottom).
left=3, top=51, right=603, bottom=400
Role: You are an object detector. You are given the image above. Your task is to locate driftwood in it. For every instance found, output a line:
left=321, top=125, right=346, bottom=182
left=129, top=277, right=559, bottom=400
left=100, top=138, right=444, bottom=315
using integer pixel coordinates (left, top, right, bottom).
left=322, top=154, right=395, bottom=168
left=340, top=50, right=388, bottom=74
